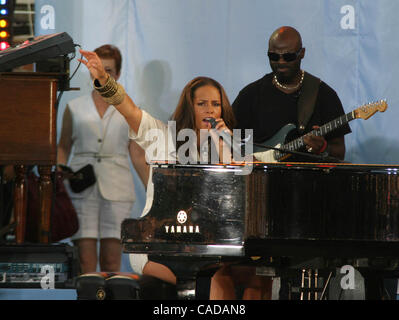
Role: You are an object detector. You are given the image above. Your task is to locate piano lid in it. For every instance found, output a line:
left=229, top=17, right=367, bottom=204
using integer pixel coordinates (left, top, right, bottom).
left=122, top=162, right=399, bottom=257
left=0, top=32, right=75, bottom=72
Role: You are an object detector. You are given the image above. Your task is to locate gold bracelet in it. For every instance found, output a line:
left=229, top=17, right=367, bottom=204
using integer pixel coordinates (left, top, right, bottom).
left=93, top=74, right=114, bottom=93
left=93, top=74, right=126, bottom=105
left=101, top=83, right=126, bottom=106
left=101, top=83, right=119, bottom=98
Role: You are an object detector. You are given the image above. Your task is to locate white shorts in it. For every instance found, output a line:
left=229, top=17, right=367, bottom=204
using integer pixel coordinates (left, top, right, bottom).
left=70, top=184, right=133, bottom=240
left=129, top=254, right=148, bottom=275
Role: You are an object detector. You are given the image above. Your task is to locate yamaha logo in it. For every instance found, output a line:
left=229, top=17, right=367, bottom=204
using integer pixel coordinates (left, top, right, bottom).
left=164, top=210, right=200, bottom=234
left=177, top=210, right=187, bottom=224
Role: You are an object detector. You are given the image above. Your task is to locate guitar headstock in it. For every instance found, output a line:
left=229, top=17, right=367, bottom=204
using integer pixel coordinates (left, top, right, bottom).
left=354, top=100, right=388, bottom=120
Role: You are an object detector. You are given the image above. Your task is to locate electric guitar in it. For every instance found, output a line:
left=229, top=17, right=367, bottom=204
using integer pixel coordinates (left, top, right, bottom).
left=253, top=100, right=388, bottom=162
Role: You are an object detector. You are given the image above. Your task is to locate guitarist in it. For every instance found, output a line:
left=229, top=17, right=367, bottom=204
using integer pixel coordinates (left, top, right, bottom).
left=232, top=26, right=351, bottom=162
left=229, top=26, right=353, bottom=300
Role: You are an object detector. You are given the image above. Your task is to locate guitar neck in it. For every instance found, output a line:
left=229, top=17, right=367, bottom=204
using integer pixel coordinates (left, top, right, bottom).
left=283, top=111, right=355, bottom=151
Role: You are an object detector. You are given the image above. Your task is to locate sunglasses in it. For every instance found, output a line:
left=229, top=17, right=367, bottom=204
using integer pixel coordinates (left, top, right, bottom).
left=267, top=48, right=303, bottom=62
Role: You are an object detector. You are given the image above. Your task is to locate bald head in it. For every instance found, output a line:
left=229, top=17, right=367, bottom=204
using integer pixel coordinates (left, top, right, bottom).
left=267, top=26, right=305, bottom=83
left=269, top=26, right=302, bottom=51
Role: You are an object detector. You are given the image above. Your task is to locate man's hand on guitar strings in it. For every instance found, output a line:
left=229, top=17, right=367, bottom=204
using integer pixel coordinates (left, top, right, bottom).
left=303, top=125, right=327, bottom=154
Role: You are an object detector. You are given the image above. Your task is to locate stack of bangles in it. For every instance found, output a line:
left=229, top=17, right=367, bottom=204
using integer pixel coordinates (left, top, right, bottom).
left=93, top=74, right=126, bottom=105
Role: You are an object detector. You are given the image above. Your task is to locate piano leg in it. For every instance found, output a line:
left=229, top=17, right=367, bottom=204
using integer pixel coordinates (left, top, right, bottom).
left=13, top=165, right=28, bottom=244
left=38, top=165, right=52, bottom=244
left=176, top=278, right=197, bottom=300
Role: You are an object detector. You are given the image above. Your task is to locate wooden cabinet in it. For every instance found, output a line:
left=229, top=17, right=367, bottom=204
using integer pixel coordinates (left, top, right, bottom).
left=0, top=72, right=58, bottom=244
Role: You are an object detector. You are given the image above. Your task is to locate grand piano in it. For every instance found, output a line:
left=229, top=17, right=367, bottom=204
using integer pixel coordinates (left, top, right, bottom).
left=122, top=162, right=399, bottom=299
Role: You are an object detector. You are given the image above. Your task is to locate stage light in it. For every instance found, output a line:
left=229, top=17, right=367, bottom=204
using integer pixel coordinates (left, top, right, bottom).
left=0, top=0, right=13, bottom=51
left=0, top=41, right=9, bottom=50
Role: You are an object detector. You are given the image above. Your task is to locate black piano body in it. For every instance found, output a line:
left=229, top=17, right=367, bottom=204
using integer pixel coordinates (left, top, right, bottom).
left=122, top=163, right=399, bottom=299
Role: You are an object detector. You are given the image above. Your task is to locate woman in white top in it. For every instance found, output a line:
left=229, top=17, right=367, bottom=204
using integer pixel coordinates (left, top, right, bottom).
left=78, top=49, right=271, bottom=299
left=57, top=45, right=149, bottom=274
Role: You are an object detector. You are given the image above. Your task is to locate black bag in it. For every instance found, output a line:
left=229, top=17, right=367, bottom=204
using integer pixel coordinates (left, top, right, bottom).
left=59, top=164, right=96, bottom=193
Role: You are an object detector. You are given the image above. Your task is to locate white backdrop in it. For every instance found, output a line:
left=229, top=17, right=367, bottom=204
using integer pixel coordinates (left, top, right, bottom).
left=32, top=0, right=399, bottom=274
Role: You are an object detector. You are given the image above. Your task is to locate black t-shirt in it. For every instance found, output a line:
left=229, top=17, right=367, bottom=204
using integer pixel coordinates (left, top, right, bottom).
left=232, top=72, right=352, bottom=144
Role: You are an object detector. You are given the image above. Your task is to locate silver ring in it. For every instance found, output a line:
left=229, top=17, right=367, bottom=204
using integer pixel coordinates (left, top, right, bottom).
left=308, top=147, right=313, bottom=153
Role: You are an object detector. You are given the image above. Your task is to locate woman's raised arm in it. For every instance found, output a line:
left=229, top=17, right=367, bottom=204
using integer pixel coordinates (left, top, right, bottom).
left=79, top=49, right=143, bottom=134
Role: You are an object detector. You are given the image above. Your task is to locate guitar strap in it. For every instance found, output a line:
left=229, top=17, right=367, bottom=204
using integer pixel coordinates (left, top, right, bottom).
left=297, top=71, right=321, bottom=134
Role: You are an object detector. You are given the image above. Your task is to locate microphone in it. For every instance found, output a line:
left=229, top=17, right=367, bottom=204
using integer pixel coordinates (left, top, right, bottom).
left=204, top=118, right=243, bottom=158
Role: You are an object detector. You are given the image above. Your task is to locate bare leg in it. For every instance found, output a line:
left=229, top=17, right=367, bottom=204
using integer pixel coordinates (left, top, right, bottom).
left=74, top=239, right=97, bottom=274
left=232, top=266, right=273, bottom=300
left=210, top=265, right=236, bottom=300
left=242, top=276, right=273, bottom=300
left=99, top=238, right=122, bottom=272
left=142, top=261, right=176, bottom=284
left=211, top=265, right=273, bottom=300
left=142, top=261, right=271, bottom=300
